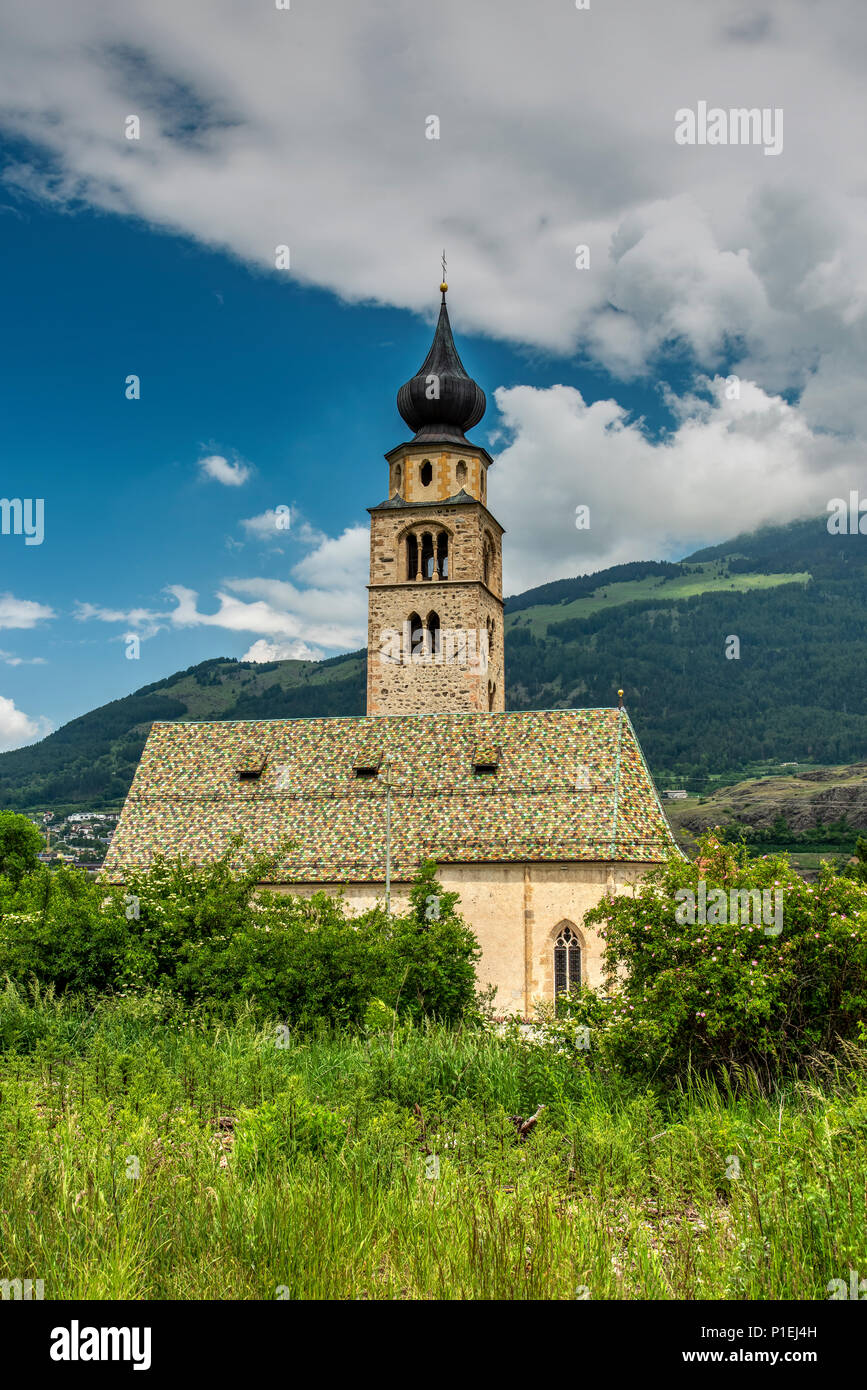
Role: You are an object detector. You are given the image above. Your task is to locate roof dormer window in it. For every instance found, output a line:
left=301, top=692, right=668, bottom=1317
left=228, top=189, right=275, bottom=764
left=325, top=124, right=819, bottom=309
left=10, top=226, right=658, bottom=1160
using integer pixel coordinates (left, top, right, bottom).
left=472, top=743, right=500, bottom=774
left=236, top=754, right=267, bottom=780
left=353, top=748, right=383, bottom=777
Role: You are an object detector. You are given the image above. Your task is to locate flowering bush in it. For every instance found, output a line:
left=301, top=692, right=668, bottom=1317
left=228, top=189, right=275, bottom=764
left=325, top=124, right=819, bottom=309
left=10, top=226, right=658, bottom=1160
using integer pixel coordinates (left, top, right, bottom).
left=579, top=834, right=867, bottom=1080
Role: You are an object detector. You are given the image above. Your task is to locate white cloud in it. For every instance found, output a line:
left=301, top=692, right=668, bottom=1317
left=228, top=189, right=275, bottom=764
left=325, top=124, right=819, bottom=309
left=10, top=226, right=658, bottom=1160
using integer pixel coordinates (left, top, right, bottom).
left=199, top=454, right=250, bottom=487
left=492, top=377, right=856, bottom=592
left=0, top=0, right=866, bottom=428
left=13, top=1, right=867, bottom=635
left=240, top=508, right=293, bottom=542
left=161, top=523, right=369, bottom=651
left=0, top=650, right=47, bottom=666
left=0, top=594, right=55, bottom=628
left=75, top=521, right=369, bottom=655
left=74, top=601, right=167, bottom=640
left=0, top=694, right=51, bottom=749
left=238, top=508, right=324, bottom=548
left=241, top=638, right=325, bottom=662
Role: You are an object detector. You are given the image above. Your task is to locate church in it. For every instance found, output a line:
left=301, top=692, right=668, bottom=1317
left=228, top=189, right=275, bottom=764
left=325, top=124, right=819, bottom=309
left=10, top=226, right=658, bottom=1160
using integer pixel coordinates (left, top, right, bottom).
left=105, top=279, right=677, bottom=1013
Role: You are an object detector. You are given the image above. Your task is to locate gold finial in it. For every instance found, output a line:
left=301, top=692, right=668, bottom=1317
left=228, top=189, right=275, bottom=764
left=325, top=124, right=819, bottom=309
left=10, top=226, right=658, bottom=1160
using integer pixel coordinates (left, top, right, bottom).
left=440, top=248, right=447, bottom=295
left=617, top=688, right=624, bottom=709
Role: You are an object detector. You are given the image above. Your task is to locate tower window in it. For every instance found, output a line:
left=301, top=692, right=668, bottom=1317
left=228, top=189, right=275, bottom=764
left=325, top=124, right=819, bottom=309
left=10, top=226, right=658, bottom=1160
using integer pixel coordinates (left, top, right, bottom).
left=436, top=531, right=449, bottom=579
left=487, top=680, right=496, bottom=711
left=480, top=530, right=494, bottom=586
left=407, top=533, right=419, bottom=580
left=420, top=460, right=433, bottom=487
left=456, top=460, right=467, bottom=487
left=407, top=612, right=423, bottom=661
left=427, top=610, right=441, bottom=658
left=421, top=531, right=435, bottom=579
left=554, top=925, right=582, bottom=997
left=394, top=463, right=402, bottom=491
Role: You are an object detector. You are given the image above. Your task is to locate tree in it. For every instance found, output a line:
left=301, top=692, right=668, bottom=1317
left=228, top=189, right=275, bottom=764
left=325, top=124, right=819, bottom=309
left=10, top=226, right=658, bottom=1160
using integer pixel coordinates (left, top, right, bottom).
left=0, top=812, right=43, bottom=884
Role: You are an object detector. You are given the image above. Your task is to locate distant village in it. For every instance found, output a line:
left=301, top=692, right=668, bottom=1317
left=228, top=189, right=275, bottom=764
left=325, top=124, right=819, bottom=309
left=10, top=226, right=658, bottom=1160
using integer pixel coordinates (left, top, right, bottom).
left=29, top=811, right=120, bottom=872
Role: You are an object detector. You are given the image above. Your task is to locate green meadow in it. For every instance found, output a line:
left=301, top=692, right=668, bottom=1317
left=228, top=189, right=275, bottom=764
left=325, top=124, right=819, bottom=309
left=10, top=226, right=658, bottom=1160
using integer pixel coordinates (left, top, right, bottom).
left=507, top=562, right=810, bottom=637
left=1, top=988, right=864, bottom=1301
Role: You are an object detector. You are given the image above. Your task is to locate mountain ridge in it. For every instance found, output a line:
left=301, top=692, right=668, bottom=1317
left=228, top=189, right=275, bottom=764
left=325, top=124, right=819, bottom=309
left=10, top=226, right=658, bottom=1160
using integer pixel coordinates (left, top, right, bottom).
left=2, top=514, right=864, bottom=813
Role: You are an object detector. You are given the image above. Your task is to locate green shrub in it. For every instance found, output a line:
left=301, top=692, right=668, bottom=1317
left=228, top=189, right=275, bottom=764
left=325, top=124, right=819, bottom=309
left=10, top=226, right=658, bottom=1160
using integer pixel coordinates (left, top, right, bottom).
left=580, top=834, right=867, bottom=1080
left=0, top=848, right=482, bottom=1031
left=0, top=811, right=43, bottom=885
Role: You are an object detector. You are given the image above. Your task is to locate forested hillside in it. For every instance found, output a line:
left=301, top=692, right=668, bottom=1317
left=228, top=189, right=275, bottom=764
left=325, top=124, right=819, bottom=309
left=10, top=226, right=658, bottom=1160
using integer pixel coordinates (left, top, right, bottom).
left=1, top=515, right=864, bottom=811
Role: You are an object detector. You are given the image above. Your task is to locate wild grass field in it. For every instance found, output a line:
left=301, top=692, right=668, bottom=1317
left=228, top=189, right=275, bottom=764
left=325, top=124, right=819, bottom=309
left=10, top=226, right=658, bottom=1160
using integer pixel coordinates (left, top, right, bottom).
left=1, top=987, right=865, bottom=1302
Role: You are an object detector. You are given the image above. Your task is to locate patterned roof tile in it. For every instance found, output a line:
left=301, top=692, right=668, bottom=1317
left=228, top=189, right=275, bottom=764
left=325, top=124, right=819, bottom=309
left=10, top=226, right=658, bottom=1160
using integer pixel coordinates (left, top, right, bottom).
left=104, top=708, right=677, bottom=881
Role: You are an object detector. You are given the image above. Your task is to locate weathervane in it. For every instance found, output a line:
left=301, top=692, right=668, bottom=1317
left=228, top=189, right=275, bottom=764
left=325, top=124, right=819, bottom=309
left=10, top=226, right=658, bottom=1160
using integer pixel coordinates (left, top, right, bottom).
left=440, top=249, right=448, bottom=296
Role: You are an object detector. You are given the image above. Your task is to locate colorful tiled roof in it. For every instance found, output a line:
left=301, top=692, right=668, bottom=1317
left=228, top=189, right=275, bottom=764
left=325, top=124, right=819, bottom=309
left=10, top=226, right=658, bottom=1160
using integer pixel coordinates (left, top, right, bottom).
left=103, top=709, right=678, bottom=882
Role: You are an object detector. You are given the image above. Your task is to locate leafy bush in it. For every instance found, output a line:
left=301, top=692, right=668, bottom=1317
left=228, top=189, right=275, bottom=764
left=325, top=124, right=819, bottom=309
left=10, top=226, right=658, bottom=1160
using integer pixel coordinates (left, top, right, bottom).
left=0, top=865, right=128, bottom=994
left=0, top=848, right=481, bottom=1030
left=0, top=811, right=43, bottom=885
left=578, top=834, right=867, bottom=1080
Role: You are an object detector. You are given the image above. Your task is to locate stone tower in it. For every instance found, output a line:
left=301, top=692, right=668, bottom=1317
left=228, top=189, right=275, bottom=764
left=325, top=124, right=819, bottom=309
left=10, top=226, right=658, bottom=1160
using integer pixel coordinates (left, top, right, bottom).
left=366, top=282, right=505, bottom=716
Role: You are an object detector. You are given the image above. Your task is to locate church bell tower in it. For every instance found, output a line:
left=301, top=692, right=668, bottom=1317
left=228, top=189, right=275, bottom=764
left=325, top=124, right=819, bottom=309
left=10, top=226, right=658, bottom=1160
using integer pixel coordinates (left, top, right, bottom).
left=366, top=278, right=505, bottom=717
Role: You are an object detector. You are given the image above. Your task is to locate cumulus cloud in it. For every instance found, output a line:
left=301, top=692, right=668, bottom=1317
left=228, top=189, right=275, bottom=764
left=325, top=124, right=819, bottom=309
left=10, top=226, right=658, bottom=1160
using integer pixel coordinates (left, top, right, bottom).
left=0, top=594, right=55, bottom=628
left=160, top=524, right=369, bottom=653
left=493, top=377, right=856, bottom=592
left=1, top=0, right=867, bottom=425
left=198, top=454, right=251, bottom=487
left=241, top=638, right=328, bottom=663
left=75, top=518, right=369, bottom=656
left=12, top=0, right=867, bottom=644
left=240, top=508, right=294, bottom=542
left=0, top=694, right=51, bottom=749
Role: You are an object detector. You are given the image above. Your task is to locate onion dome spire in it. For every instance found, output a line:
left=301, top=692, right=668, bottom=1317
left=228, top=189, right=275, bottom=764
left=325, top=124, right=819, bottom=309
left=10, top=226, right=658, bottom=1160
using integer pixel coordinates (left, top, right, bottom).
left=396, top=281, right=486, bottom=444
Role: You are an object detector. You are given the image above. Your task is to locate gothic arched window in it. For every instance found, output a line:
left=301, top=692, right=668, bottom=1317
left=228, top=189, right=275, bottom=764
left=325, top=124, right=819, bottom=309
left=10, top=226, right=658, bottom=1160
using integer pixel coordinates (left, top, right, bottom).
left=406, top=612, right=423, bottom=661
left=456, top=460, right=467, bottom=487
left=420, top=460, right=433, bottom=488
left=421, top=531, right=435, bottom=579
left=436, top=530, right=449, bottom=579
left=407, top=532, right=419, bottom=580
left=487, top=680, right=496, bottom=711
left=554, top=925, right=582, bottom=997
left=482, top=535, right=493, bottom=586
left=426, top=610, right=441, bottom=658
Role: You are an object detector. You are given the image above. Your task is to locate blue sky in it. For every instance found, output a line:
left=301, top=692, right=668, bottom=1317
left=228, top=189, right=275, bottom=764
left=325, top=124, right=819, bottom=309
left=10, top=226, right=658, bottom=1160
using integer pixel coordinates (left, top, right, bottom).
left=0, top=0, right=863, bottom=746
left=0, top=176, right=674, bottom=734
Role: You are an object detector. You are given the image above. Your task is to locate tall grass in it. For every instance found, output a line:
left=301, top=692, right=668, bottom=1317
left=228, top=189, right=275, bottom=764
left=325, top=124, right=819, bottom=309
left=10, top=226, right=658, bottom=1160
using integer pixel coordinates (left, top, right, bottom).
left=0, top=983, right=864, bottom=1299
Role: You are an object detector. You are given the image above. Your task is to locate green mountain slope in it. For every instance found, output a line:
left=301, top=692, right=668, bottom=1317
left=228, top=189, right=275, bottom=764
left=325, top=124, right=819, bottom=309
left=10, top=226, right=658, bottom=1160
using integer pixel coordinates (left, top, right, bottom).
left=0, top=653, right=366, bottom=812
left=1, top=515, right=865, bottom=812
left=506, top=516, right=867, bottom=780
